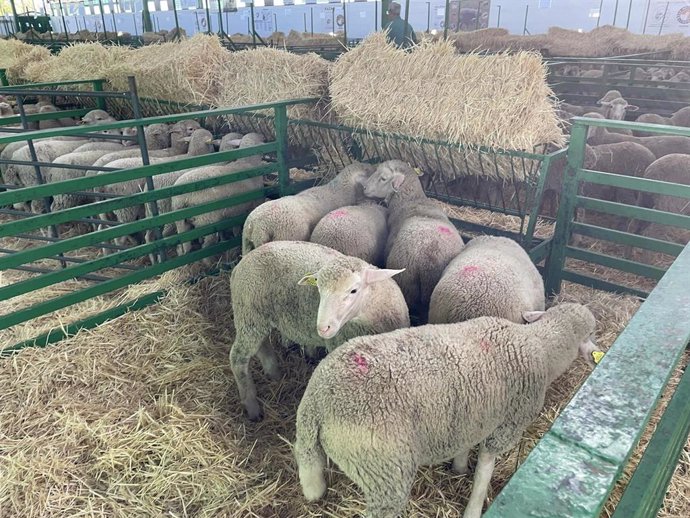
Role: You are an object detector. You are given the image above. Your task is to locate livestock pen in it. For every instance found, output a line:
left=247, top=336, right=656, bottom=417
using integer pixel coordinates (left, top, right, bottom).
left=0, top=76, right=689, bottom=517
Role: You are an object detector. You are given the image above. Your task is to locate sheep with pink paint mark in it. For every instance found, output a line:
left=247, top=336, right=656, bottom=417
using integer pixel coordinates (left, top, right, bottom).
left=362, top=160, right=464, bottom=320
left=428, top=236, right=545, bottom=325
left=310, top=201, right=388, bottom=267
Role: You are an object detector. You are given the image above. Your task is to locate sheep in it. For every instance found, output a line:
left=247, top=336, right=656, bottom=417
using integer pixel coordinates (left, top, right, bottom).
left=670, top=106, right=690, bottom=128
left=587, top=122, right=690, bottom=158
left=95, top=128, right=214, bottom=250
left=166, top=132, right=267, bottom=255
left=229, top=240, right=410, bottom=421
left=669, top=71, right=690, bottom=83
left=628, top=154, right=690, bottom=242
left=633, top=113, right=670, bottom=137
left=0, top=102, right=13, bottom=117
left=599, top=97, right=638, bottom=121
left=581, top=69, right=603, bottom=78
left=362, top=160, right=464, bottom=320
left=241, top=161, right=375, bottom=255
left=89, top=123, right=172, bottom=169
left=294, top=303, right=599, bottom=518
left=310, top=202, right=388, bottom=267
left=428, top=236, right=544, bottom=325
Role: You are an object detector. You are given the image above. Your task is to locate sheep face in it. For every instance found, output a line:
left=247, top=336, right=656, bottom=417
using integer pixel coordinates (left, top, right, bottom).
left=81, top=109, right=115, bottom=125
left=361, top=160, right=411, bottom=199
left=298, top=257, right=404, bottom=339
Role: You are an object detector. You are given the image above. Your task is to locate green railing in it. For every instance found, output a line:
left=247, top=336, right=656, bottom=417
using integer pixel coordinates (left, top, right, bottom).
left=548, top=58, right=690, bottom=116
left=545, top=117, right=690, bottom=298
left=486, top=239, right=690, bottom=518
left=0, top=98, right=317, bottom=353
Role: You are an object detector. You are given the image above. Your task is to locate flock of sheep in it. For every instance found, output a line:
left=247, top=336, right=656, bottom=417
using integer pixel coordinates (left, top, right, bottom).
left=228, top=158, right=601, bottom=518
left=552, top=88, right=690, bottom=240
left=0, top=103, right=268, bottom=257
left=559, top=62, right=690, bottom=83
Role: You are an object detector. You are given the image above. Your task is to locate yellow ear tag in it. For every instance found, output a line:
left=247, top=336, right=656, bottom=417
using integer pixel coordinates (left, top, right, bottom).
left=413, top=167, right=423, bottom=176
left=592, top=351, right=605, bottom=364
left=304, top=277, right=318, bottom=287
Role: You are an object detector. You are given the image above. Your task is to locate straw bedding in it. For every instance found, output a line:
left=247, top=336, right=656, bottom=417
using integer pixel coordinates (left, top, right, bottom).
left=2, top=259, right=688, bottom=517
left=0, top=39, right=51, bottom=84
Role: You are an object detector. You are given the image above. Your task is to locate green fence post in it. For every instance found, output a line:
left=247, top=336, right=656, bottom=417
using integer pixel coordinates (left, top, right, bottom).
left=58, top=0, right=69, bottom=41
left=544, top=124, right=586, bottom=296
left=93, top=79, right=107, bottom=112
left=250, top=2, right=257, bottom=46
left=97, top=0, right=108, bottom=40
left=172, top=0, right=182, bottom=39
left=443, top=0, right=450, bottom=38
left=343, top=0, right=348, bottom=45
left=9, top=0, right=20, bottom=33
left=274, top=104, right=290, bottom=197
left=0, top=69, right=9, bottom=87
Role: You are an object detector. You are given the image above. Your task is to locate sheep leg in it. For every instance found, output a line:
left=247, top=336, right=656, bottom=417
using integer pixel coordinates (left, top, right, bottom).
left=463, top=448, right=496, bottom=518
left=256, top=340, right=282, bottom=381
left=452, top=450, right=470, bottom=475
left=359, top=463, right=415, bottom=518
left=295, top=405, right=328, bottom=502
left=175, top=219, right=194, bottom=255
left=229, top=328, right=272, bottom=421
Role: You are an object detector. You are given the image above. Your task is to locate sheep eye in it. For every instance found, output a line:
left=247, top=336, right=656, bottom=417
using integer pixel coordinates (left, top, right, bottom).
left=350, top=288, right=358, bottom=294
left=379, top=177, right=386, bottom=182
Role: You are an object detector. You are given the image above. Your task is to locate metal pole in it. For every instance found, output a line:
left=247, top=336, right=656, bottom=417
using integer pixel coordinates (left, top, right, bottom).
left=403, top=0, right=409, bottom=41
left=132, top=11, right=138, bottom=37
left=475, top=4, right=480, bottom=30
left=496, top=4, right=501, bottom=27
left=111, top=10, right=120, bottom=43
left=343, top=1, right=348, bottom=44
left=205, top=0, right=212, bottom=34
left=375, top=0, right=378, bottom=31
left=426, top=1, right=430, bottom=32
left=273, top=12, right=277, bottom=33
left=443, top=0, right=450, bottom=38
left=217, top=0, right=225, bottom=35
left=9, top=0, right=20, bottom=32
left=642, top=0, right=651, bottom=34
left=97, top=0, right=108, bottom=40
left=310, top=7, right=313, bottom=35
left=612, top=0, right=619, bottom=26
left=250, top=2, right=256, bottom=45
left=57, top=0, right=69, bottom=41
left=303, top=12, right=307, bottom=32
left=172, top=0, right=182, bottom=38
left=522, top=3, right=529, bottom=35
left=74, top=15, right=80, bottom=33
left=658, top=1, right=669, bottom=35
left=126, top=75, right=166, bottom=264
left=625, top=0, right=633, bottom=29
left=597, top=0, right=603, bottom=27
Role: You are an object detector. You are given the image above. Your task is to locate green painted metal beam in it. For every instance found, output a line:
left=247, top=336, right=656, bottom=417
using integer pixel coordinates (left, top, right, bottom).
left=485, top=241, right=690, bottom=517
left=565, top=246, right=667, bottom=280
left=571, top=116, right=690, bottom=137
left=579, top=169, right=690, bottom=199
left=576, top=196, right=690, bottom=230
left=611, top=361, right=690, bottom=518
left=561, top=269, right=649, bottom=299
left=0, top=108, right=91, bottom=126
left=571, top=222, right=684, bottom=256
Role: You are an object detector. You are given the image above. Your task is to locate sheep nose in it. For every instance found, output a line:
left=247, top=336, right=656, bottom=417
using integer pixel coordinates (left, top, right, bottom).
left=318, top=325, right=331, bottom=336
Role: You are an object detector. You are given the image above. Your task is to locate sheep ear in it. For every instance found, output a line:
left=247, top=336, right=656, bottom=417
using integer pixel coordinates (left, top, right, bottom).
left=229, top=139, right=242, bottom=147
left=392, top=172, right=406, bottom=190
left=523, top=311, right=546, bottom=323
left=363, top=268, right=405, bottom=285
left=211, top=138, right=221, bottom=146
left=598, top=100, right=612, bottom=106
left=298, top=273, right=318, bottom=287
left=180, top=136, right=192, bottom=143
left=627, top=105, right=639, bottom=112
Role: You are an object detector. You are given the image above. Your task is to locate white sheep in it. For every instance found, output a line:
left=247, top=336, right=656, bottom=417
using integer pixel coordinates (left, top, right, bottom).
left=241, top=162, right=375, bottom=254
left=167, top=132, right=267, bottom=255
left=229, top=240, right=409, bottom=421
left=295, top=303, right=599, bottom=518
left=428, top=236, right=544, bottom=324
left=310, top=201, right=388, bottom=267
left=362, top=160, right=464, bottom=320
left=587, top=122, right=690, bottom=158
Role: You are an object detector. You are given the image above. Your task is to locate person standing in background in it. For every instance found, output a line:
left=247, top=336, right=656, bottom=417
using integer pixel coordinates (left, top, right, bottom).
left=384, top=1, right=417, bottom=49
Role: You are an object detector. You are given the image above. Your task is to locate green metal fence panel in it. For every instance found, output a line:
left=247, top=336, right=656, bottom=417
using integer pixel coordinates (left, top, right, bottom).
left=485, top=240, right=690, bottom=518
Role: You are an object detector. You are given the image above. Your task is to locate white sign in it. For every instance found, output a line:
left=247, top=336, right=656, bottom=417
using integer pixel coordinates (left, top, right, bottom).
left=648, top=1, right=690, bottom=32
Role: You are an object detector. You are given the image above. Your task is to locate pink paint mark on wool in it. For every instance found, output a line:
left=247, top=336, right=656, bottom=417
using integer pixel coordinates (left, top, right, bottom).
left=480, top=339, right=492, bottom=352
left=330, top=209, right=348, bottom=218
left=437, top=226, right=452, bottom=235
left=352, top=353, right=369, bottom=374
left=461, top=265, right=481, bottom=275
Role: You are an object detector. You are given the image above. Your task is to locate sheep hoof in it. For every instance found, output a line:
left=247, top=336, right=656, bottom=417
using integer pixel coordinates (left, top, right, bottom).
left=244, top=401, right=264, bottom=422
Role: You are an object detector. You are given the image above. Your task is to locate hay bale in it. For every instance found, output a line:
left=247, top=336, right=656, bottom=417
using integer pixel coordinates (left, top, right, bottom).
left=105, top=34, right=229, bottom=106
left=213, top=47, right=330, bottom=138
left=329, top=33, right=563, bottom=180
left=0, top=39, right=51, bottom=83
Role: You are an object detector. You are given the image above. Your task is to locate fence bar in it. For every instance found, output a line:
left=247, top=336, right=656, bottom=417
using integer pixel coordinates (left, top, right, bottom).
left=642, top=0, right=651, bottom=34
left=658, top=1, right=670, bottom=35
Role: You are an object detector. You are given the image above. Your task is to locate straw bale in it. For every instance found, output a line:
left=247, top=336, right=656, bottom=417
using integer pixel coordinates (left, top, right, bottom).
left=0, top=39, right=51, bottom=83
left=330, top=33, right=563, bottom=152
left=105, top=34, right=229, bottom=106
